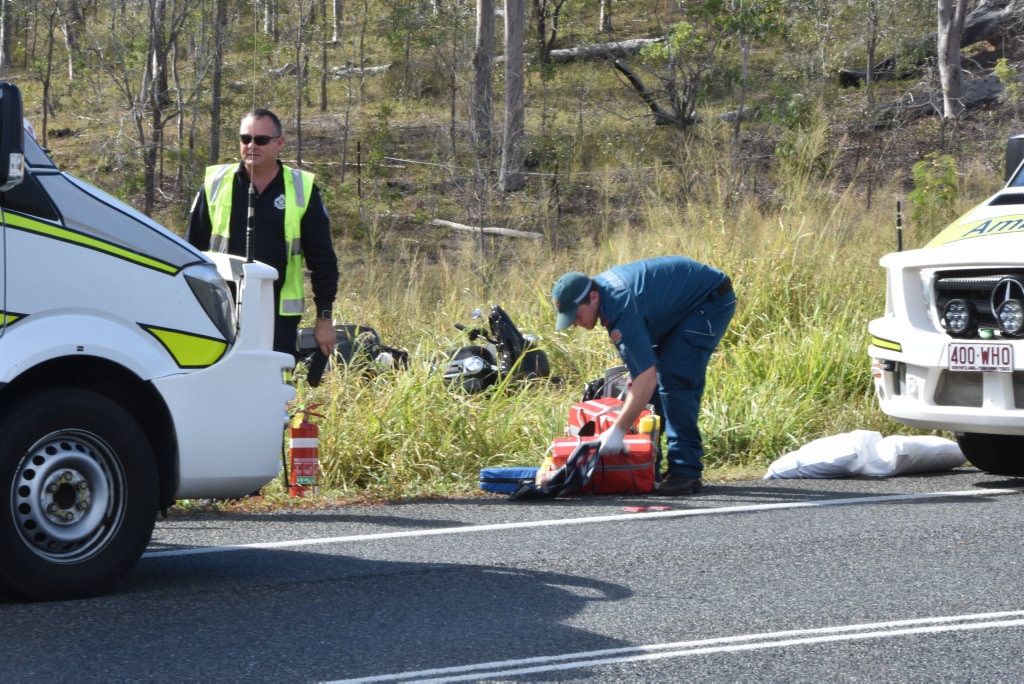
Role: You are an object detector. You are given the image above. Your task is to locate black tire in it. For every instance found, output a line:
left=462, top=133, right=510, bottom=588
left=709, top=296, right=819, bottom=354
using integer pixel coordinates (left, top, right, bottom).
left=956, top=433, right=1024, bottom=477
left=0, top=388, right=158, bottom=600
left=518, top=348, right=551, bottom=381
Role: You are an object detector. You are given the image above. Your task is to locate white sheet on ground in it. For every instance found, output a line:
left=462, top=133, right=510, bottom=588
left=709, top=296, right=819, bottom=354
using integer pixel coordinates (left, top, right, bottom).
left=764, top=431, right=965, bottom=479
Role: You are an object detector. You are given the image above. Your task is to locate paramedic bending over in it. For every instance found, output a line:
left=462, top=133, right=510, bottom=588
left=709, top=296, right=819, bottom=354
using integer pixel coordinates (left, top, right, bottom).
left=551, top=256, right=736, bottom=495
left=185, top=108, right=339, bottom=360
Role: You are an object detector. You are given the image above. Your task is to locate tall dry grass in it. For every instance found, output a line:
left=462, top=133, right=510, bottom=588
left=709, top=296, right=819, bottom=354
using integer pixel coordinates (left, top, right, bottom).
left=280, top=122, right=921, bottom=501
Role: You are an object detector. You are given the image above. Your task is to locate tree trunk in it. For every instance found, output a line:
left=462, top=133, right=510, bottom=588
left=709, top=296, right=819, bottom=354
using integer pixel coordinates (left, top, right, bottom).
left=531, top=0, right=548, bottom=65
left=209, top=0, right=227, bottom=164
left=599, top=0, right=611, bottom=33
left=144, top=0, right=169, bottom=216
left=58, top=0, right=84, bottom=80
left=0, top=0, right=11, bottom=69
left=530, top=0, right=566, bottom=66
left=41, top=7, right=59, bottom=146
left=320, top=0, right=328, bottom=111
left=937, top=0, right=968, bottom=119
left=332, top=0, right=343, bottom=42
left=471, top=0, right=494, bottom=155
left=733, top=34, right=749, bottom=143
left=865, top=0, right=879, bottom=108
left=499, top=0, right=526, bottom=192
left=262, top=0, right=278, bottom=40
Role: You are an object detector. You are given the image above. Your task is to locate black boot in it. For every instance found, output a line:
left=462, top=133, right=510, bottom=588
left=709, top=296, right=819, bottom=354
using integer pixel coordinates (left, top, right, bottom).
left=654, top=474, right=702, bottom=495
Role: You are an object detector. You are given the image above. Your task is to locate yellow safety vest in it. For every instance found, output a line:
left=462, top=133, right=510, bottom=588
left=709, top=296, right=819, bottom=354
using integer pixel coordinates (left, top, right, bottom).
left=204, top=163, right=315, bottom=316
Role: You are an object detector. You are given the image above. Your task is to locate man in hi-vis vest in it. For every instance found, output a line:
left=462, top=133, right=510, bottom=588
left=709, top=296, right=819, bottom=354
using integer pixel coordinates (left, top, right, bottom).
left=186, top=109, right=339, bottom=360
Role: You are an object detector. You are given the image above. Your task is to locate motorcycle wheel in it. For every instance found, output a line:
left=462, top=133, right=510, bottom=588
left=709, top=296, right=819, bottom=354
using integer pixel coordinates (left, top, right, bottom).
left=519, top=348, right=551, bottom=380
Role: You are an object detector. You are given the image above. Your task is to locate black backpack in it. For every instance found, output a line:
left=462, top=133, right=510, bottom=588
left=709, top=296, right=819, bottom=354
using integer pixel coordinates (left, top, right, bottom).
left=581, top=365, right=629, bottom=402
left=509, top=421, right=600, bottom=501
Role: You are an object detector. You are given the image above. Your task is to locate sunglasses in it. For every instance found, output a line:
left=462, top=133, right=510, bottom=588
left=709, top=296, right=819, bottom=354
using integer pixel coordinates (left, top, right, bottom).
left=239, top=134, right=278, bottom=146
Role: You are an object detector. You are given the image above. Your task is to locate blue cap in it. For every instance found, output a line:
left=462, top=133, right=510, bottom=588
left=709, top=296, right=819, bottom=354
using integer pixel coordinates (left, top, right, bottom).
left=552, top=272, right=592, bottom=330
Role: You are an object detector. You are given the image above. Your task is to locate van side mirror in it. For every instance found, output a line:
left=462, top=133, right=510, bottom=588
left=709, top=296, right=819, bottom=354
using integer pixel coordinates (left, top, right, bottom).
left=1006, top=134, right=1024, bottom=184
left=0, top=82, right=24, bottom=192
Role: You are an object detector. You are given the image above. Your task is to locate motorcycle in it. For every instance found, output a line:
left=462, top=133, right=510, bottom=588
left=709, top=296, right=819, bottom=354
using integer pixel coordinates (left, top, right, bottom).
left=438, top=304, right=553, bottom=393
left=296, top=323, right=408, bottom=387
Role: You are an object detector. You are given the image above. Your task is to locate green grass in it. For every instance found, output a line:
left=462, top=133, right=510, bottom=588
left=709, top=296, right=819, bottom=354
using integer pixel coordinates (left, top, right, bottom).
left=258, top=172, right=921, bottom=505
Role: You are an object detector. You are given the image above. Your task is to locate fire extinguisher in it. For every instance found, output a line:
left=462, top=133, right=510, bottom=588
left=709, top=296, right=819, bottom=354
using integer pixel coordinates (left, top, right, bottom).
left=288, top=403, right=325, bottom=497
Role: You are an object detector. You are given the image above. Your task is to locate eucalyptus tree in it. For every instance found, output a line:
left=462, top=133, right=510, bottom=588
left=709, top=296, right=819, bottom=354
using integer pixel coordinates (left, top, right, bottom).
left=56, top=0, right=85, bottom=79
left=292, top=0, right=317, bottom=165
left=727, top=0, right=781, bottom=142
left=2, top=0, right=89, bottom=119
left=379, top=0, right=474, bottom=161
left=782, top=0, right=858, bottom=82
left=257, top=0, right=279, bottom=40
left=88, top=0, right=213, bottom=215
left=530, top=0, right=567, bottom=65
left=0, top=0, right=10, bottom=68
left=499, top=0, right=525, bottom=192
left=599, top=0, right=611, bottom=33
left=209, top=0, right=228, bottom=163
left=331, top=0, right=343, bottom=42
left=471, top=0, right=495, bottom=155
left=937, top=0, right=968, bottom=118
left=617, top=1, right=733, bottom=130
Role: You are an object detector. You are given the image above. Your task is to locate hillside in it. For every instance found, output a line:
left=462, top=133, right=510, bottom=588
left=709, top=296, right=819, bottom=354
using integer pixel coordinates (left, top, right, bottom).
left=5, top=0, right=1023, bottom=251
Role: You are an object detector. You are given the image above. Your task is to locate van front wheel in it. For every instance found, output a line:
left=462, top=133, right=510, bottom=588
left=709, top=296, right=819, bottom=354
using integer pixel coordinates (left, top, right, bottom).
left=956, top=433, right=1024, bottom=477
left=0, top=388, right=158, bottom=600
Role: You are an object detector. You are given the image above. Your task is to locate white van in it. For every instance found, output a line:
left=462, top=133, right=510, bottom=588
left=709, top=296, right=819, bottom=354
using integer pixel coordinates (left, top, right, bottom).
left=0, top=83, right=296, bottom=600
left=869, top=135, right=1024, bottom=477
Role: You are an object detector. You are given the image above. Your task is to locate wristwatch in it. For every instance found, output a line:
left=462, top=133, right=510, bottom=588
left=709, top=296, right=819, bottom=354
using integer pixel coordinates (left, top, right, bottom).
left=318, top=309, right=333, bottom=321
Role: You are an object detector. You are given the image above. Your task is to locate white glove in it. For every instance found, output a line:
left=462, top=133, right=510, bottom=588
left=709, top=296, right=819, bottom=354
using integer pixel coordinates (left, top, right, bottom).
left=598, top=425, right=627, bottom=456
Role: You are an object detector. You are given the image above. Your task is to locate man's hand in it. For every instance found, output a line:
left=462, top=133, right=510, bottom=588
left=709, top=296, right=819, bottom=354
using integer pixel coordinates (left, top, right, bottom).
left=598, top=425, right=627, bottom=455
left=314, top=317, right=336, bottom=357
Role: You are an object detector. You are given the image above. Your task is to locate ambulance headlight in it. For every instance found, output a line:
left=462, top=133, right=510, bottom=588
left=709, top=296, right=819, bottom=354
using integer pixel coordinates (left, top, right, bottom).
left=997, top=299, right=1024, bottom=337
left=993, top=278, right=1024, bottom=337
left=184, top=263, right=237, bottom=343
left=941, top=298, right=975, bottom=337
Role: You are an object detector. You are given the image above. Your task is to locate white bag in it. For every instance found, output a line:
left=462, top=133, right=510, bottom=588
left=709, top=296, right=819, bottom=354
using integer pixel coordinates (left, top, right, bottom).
left=859, top=435, right=965, bottom=477
left=764, top=430, right=881, bottom=479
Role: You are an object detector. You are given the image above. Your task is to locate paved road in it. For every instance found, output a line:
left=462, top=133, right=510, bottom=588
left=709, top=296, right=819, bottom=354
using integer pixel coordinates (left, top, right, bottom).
left=3, top=468, right=1023, bottom=682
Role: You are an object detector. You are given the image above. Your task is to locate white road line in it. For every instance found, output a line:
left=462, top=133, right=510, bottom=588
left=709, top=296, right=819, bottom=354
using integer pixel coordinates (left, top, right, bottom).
left=330, top=610, right=1024, bottom=683
left=144, top=486, right=1022, bottom=559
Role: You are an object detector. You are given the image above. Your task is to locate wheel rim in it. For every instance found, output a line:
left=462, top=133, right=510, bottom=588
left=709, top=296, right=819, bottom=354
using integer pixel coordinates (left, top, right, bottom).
left=11, top=429, right=125, bottom=564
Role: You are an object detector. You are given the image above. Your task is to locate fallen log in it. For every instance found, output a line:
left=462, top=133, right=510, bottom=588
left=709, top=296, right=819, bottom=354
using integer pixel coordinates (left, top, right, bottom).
left=549, top=38, right=662, bottom=64
left=866, top=74, right=1004, bottom=129
left=330, top=64, right=392, bottom=79
left=428, top=219, right=543, bottom=240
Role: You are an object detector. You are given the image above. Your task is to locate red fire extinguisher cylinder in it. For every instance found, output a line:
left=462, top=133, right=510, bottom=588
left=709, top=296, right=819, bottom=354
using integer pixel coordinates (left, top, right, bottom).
left=289, top=405, right=323, bottom=497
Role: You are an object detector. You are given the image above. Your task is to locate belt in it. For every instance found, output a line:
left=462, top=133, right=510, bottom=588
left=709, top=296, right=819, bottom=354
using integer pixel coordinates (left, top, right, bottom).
left=706, top=277, right=732, bottom=302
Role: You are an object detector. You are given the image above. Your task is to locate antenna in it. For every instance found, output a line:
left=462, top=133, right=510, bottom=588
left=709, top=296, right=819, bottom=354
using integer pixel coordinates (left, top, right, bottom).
left=896, top=198, right=903, bottom=252
left=246, top=177, right=256, bottom=263
left=245, top=7, right=258, bottom=264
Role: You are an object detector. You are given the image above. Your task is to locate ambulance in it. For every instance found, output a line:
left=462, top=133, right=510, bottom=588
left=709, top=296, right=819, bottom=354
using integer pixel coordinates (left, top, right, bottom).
left=869, top=135, right=1024, bottom=478
left=0, top=83, right=296, bottom=599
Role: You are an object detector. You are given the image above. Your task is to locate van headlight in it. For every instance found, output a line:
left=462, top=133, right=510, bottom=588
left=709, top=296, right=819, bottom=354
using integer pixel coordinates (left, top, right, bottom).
left=941, top=298, right=976, bottom=337
left=993, top=278, right=1024, bottom=337
left=184, top=263, right=237, bottom=342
